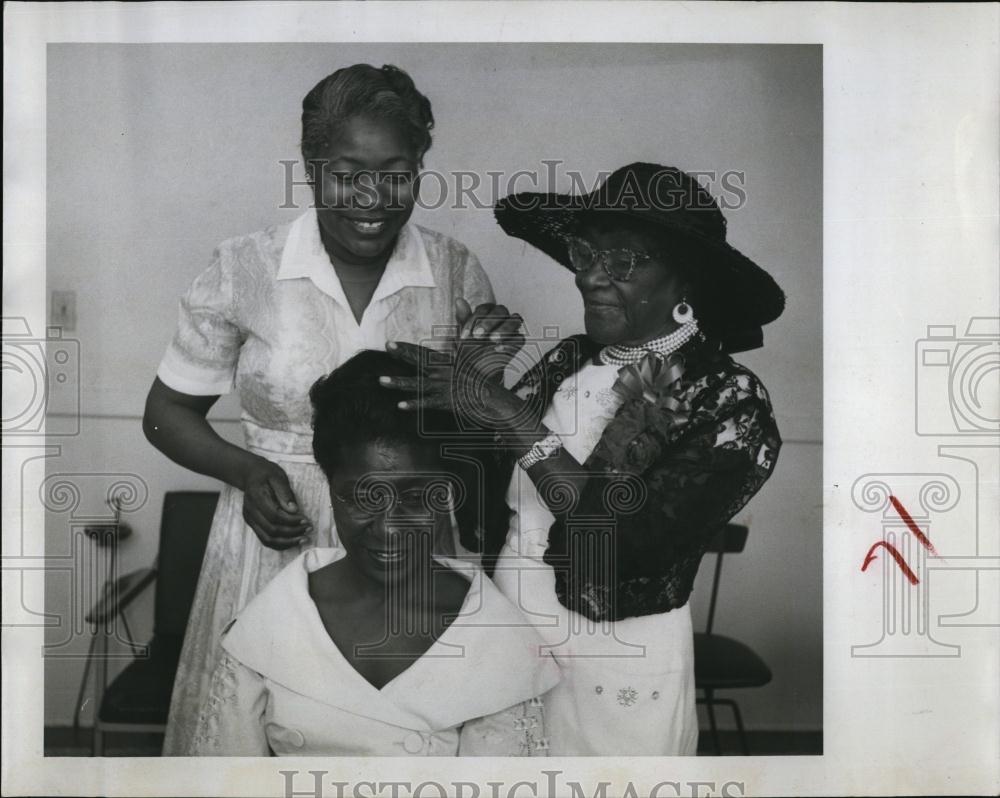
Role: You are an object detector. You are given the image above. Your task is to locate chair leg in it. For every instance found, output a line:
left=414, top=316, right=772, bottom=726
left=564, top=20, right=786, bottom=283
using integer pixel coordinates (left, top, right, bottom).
left=72, top=632, right=99, bottom=731
left=703, top=689, right=722, bottom=755
left=730, top=700, right=749, bottom=756
left=93, top=618, right=109, bottom=757
left=714, top=698, right=750, bottom=756
left=119, top=611, right=136, bottom=653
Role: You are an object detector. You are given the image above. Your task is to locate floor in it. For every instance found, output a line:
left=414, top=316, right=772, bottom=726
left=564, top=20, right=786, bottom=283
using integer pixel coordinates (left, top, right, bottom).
left=45, top=726, right=823, bottom=757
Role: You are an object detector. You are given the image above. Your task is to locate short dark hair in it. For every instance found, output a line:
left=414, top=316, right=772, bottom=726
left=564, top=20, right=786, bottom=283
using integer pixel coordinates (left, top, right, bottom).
left=310, top=350, right=454, bottom=478
left=301, top=63, right=434, bottom=177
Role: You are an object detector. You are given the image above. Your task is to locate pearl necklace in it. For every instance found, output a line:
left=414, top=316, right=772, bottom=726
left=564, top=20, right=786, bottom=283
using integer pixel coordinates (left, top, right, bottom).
left=598, top=321, right=700, bottom=366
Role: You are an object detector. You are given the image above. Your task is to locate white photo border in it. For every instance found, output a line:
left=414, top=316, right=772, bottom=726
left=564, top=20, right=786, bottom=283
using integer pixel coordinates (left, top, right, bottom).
left=3, top=2, right=998, bottom=797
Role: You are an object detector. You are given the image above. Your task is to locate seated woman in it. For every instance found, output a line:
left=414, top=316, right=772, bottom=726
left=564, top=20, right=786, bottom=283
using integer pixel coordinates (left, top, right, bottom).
left=189, top=351, right=559, bottom=756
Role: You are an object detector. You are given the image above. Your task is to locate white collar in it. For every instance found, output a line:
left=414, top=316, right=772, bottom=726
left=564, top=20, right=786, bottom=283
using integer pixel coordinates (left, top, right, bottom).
left=276, top=209, right=436, bottom=308
left=223, top=548, right=560, bottom=731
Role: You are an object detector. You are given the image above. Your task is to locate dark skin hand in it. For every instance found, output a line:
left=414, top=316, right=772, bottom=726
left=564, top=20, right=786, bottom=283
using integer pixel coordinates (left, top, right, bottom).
left=142, top=377, right=312, bottom=549
left=452, top=298, right=525, bottom=382
left=381, top=338, right=594, bottom=523
left=454, top=298, right=523, bottom=344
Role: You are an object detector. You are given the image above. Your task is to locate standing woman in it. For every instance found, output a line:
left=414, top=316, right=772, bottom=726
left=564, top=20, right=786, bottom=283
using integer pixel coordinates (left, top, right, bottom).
left=382, top=163, right=785, bottom=755
left=144, top=64, right=497, bottom=754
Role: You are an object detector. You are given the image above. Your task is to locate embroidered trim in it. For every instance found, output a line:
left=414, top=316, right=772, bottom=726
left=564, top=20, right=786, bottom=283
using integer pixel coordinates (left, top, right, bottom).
left=189, top=651, right=242, bottom=753
left=513, top=698, right=549, bottom=756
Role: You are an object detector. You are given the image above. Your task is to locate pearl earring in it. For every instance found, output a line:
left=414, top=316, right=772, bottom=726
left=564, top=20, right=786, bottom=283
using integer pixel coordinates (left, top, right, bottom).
left=672, top=300, right=695, bottom=325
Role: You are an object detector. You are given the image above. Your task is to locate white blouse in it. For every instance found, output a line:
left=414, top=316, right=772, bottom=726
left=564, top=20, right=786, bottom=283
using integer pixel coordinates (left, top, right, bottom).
left=189, top=548, right=561, bottom=756
left=505, top=359, right=625, bottom=561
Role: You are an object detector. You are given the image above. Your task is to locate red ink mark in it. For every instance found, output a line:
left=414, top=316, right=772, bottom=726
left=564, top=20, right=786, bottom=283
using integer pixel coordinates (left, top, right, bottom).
left=861, top=541, right=919, bottom=585
left=860, top=495, right=939, bottom=583
left=888, top=495, right=937, bottom=555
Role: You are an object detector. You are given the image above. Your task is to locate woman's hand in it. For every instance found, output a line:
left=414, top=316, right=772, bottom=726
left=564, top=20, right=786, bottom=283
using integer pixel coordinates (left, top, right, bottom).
left=143, top=378, right=313, bottom=550
left=453, top=298, right=524, bottom=381
left=381, top=340, right=536, bottom=434
left=238, top=457, right=312, bottom=550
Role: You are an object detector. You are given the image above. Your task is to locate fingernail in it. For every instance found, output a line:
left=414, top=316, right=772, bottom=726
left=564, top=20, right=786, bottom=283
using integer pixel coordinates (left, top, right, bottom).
left=387, top=341, right=397, bottom=350
left=287, top=502, right=298, bottom=511
left=494, top=344, right=506, bottom=353
left=490, top=332, right=501, bottom=342
left=398, top=401, right=409, bottom=409
left=379, top=376, right=391, bottom=384
left=299, top=518, right=310, bottom=525
left=459, top=328, right=469, bottom=340
left=473, top=327, right=485, bottom=338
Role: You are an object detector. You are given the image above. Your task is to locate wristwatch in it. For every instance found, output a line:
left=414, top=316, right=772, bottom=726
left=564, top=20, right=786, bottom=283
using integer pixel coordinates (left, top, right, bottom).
left=517, top=432, right=563, bottom=470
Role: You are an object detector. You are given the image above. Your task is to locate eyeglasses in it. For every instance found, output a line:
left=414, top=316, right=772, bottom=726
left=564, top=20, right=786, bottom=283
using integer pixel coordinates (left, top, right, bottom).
left=332, top=486, right=437, bottom=520
left=564, top=236, right=655, bottom=283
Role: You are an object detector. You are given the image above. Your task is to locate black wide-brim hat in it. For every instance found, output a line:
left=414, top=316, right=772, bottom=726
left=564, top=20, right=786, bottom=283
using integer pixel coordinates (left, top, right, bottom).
left=494, top=162, right=785, bottom=353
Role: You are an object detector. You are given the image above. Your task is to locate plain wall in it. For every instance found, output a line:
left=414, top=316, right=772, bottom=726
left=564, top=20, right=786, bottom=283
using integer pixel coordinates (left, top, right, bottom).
left=44, top=43, right=822, bottom=732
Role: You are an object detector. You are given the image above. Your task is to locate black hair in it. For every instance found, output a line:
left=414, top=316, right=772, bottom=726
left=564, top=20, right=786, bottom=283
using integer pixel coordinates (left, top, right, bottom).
left=301, top=63, right=434, bottom=178
left=310, top=350, right=455, bottom=478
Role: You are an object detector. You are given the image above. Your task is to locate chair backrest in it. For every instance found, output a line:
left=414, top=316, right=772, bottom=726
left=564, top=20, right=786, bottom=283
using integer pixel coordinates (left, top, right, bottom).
left=153, top=491, right=219, bottom=638
left=704, top=523, right=749, bottom=635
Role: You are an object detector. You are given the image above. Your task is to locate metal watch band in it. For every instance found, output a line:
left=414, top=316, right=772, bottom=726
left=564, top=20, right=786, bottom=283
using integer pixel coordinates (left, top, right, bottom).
left=517, top=432, right=563, bottom=470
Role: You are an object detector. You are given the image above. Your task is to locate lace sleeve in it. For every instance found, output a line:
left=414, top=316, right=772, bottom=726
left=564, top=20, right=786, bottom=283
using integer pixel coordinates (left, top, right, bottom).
left=544, top=370, right=781, bottom=621
left=188, top=651, right=270, bottom=756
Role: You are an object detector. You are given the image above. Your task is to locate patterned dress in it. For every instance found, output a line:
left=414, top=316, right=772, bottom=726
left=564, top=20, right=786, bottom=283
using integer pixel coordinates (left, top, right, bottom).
left=157, top=209, right=493, bottom=754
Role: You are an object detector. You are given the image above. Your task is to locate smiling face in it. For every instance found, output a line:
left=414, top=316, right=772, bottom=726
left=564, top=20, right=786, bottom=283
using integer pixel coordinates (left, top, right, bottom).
left=329, top=438, right=444, bottom=586
left=311, top=113, right=420, bottom=269
left=574, top=220, right=689, bottom=347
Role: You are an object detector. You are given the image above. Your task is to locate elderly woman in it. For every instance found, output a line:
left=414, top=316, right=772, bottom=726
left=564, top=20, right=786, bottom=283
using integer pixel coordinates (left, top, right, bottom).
left=382, top=162, right=784, bottom=755
left=143, top=63, right=516, bottom=753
